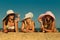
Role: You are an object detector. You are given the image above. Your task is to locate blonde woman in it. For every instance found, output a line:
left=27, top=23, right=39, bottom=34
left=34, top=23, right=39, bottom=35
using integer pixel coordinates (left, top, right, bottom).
left=21, top=12, right=35, bottom=32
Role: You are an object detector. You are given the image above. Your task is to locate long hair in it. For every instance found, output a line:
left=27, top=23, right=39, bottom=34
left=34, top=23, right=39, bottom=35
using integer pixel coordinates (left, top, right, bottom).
left=42, top=15, right=54, bottom=29
left=3, top=13, right=16, bottom=25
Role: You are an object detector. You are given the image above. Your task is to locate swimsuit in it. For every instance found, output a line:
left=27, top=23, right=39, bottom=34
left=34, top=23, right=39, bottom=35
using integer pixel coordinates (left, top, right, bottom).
left=6, top=25, right=15, bottom=29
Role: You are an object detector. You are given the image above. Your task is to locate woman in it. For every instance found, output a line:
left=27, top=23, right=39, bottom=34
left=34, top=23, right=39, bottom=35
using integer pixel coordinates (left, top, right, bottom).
left=38, top=11, right=58, bottom=32
left=21, top=12, right=35, bottom=32
left=3, top=10, right=20, bottom=33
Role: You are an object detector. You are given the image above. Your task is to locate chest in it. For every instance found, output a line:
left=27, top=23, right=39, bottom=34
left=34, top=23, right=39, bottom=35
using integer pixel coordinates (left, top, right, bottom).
left=7, top=21, right=15, bottom=26
left=24, top=22, right=32, bottom=29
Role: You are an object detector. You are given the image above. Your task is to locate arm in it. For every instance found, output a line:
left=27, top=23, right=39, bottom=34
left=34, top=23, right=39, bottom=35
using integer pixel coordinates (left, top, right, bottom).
left=38, top=17, right=42, bottom=23
left=32, top=22, right=35, bottom=32
left=21, top=22, right=28, bottom=32
left=3, top=21, right=8, bottom=32
left=44, top=21, right=55, bottom=32
left=38, top=17, right=45, bottom=32
left=40, top=23, right=52, bottom=32
left=21, top=22, right=25, bottom=32
left=51, top=21, right=57, bottom=32
left=51, top=21, right=55, bottom=31
left=15, top=20, right=18, bottom=32
left=15, top=16, right=20, bottom=32
left=38, top=18, right=45, bottom=32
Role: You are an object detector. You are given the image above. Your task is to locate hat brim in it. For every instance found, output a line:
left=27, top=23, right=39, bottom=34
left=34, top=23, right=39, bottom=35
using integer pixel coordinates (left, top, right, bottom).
left=43, top=14, right=55, bottom=19
left=21, top=17, right=31, bottom=22
left=39, top=14, right=55, bottom=20
left=2, top=13, right=16, bottom=21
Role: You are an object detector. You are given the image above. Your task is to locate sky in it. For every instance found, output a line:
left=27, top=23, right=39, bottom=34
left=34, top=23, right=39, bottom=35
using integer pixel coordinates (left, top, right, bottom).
left=0, top=0, right=60, bottom=28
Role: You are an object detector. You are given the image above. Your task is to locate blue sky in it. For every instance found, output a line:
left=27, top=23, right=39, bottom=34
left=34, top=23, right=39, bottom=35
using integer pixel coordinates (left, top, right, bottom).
left=0, top=0, right=60, bottom=28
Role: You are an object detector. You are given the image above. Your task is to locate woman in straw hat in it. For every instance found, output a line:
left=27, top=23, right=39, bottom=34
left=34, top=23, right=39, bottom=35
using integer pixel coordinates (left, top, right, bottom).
left=21, top=12, right=35, bottom=32
left=38, top=11, right=58, bottom=33
left=3, top=10, right=20, bottom=33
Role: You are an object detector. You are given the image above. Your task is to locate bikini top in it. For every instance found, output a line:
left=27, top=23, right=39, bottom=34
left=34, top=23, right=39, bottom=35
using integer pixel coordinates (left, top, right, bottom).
left=24, top=21, right=32, bottom=30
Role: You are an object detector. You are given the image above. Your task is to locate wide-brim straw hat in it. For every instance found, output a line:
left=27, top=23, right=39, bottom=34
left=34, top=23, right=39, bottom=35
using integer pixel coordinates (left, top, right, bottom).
left=45, top=11, right=55, bottom=19
left=21, top=12, right=33, bottom=21
left=24, top=12, right=33, bottom=19
left=39, top=11, right=55, bottom=20
left=2, top=10, right=17, bottom=21
left=38, top=14, right=45, bottom=19
left=7, top=10, right=15, bottom=15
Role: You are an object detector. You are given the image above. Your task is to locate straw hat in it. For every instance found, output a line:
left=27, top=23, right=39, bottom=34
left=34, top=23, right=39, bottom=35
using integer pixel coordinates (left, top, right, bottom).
left=21, top=12, right=33, bottom=22
left=7, top=10, right=14, bottom=15
left=39, top=11, right=55, bottom=20
left=24, top=12, right=33, bottom=19
left=38, top=14, right=45, bottom=19
left=3, top=10, right=15, bottom=21
left=45, top=11, right=55, bottom=19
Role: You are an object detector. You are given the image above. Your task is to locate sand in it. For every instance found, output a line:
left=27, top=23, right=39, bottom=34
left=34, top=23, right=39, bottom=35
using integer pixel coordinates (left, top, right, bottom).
left=0, top=32, right=60, bottom=40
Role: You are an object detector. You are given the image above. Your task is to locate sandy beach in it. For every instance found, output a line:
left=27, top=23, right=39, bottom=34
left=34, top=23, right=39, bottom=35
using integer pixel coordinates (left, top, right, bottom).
left=0, top=32, right=60, bottom=40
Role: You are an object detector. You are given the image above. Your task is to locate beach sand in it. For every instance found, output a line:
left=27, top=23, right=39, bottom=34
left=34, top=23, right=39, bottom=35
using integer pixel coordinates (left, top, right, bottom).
left=0, top=32, right=60, bottom=40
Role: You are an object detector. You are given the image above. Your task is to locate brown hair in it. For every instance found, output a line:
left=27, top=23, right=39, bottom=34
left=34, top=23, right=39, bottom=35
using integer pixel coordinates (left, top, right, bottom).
left=42, top=15, right=54, bottom=29
left=3, top=13, right=16, bottom=25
